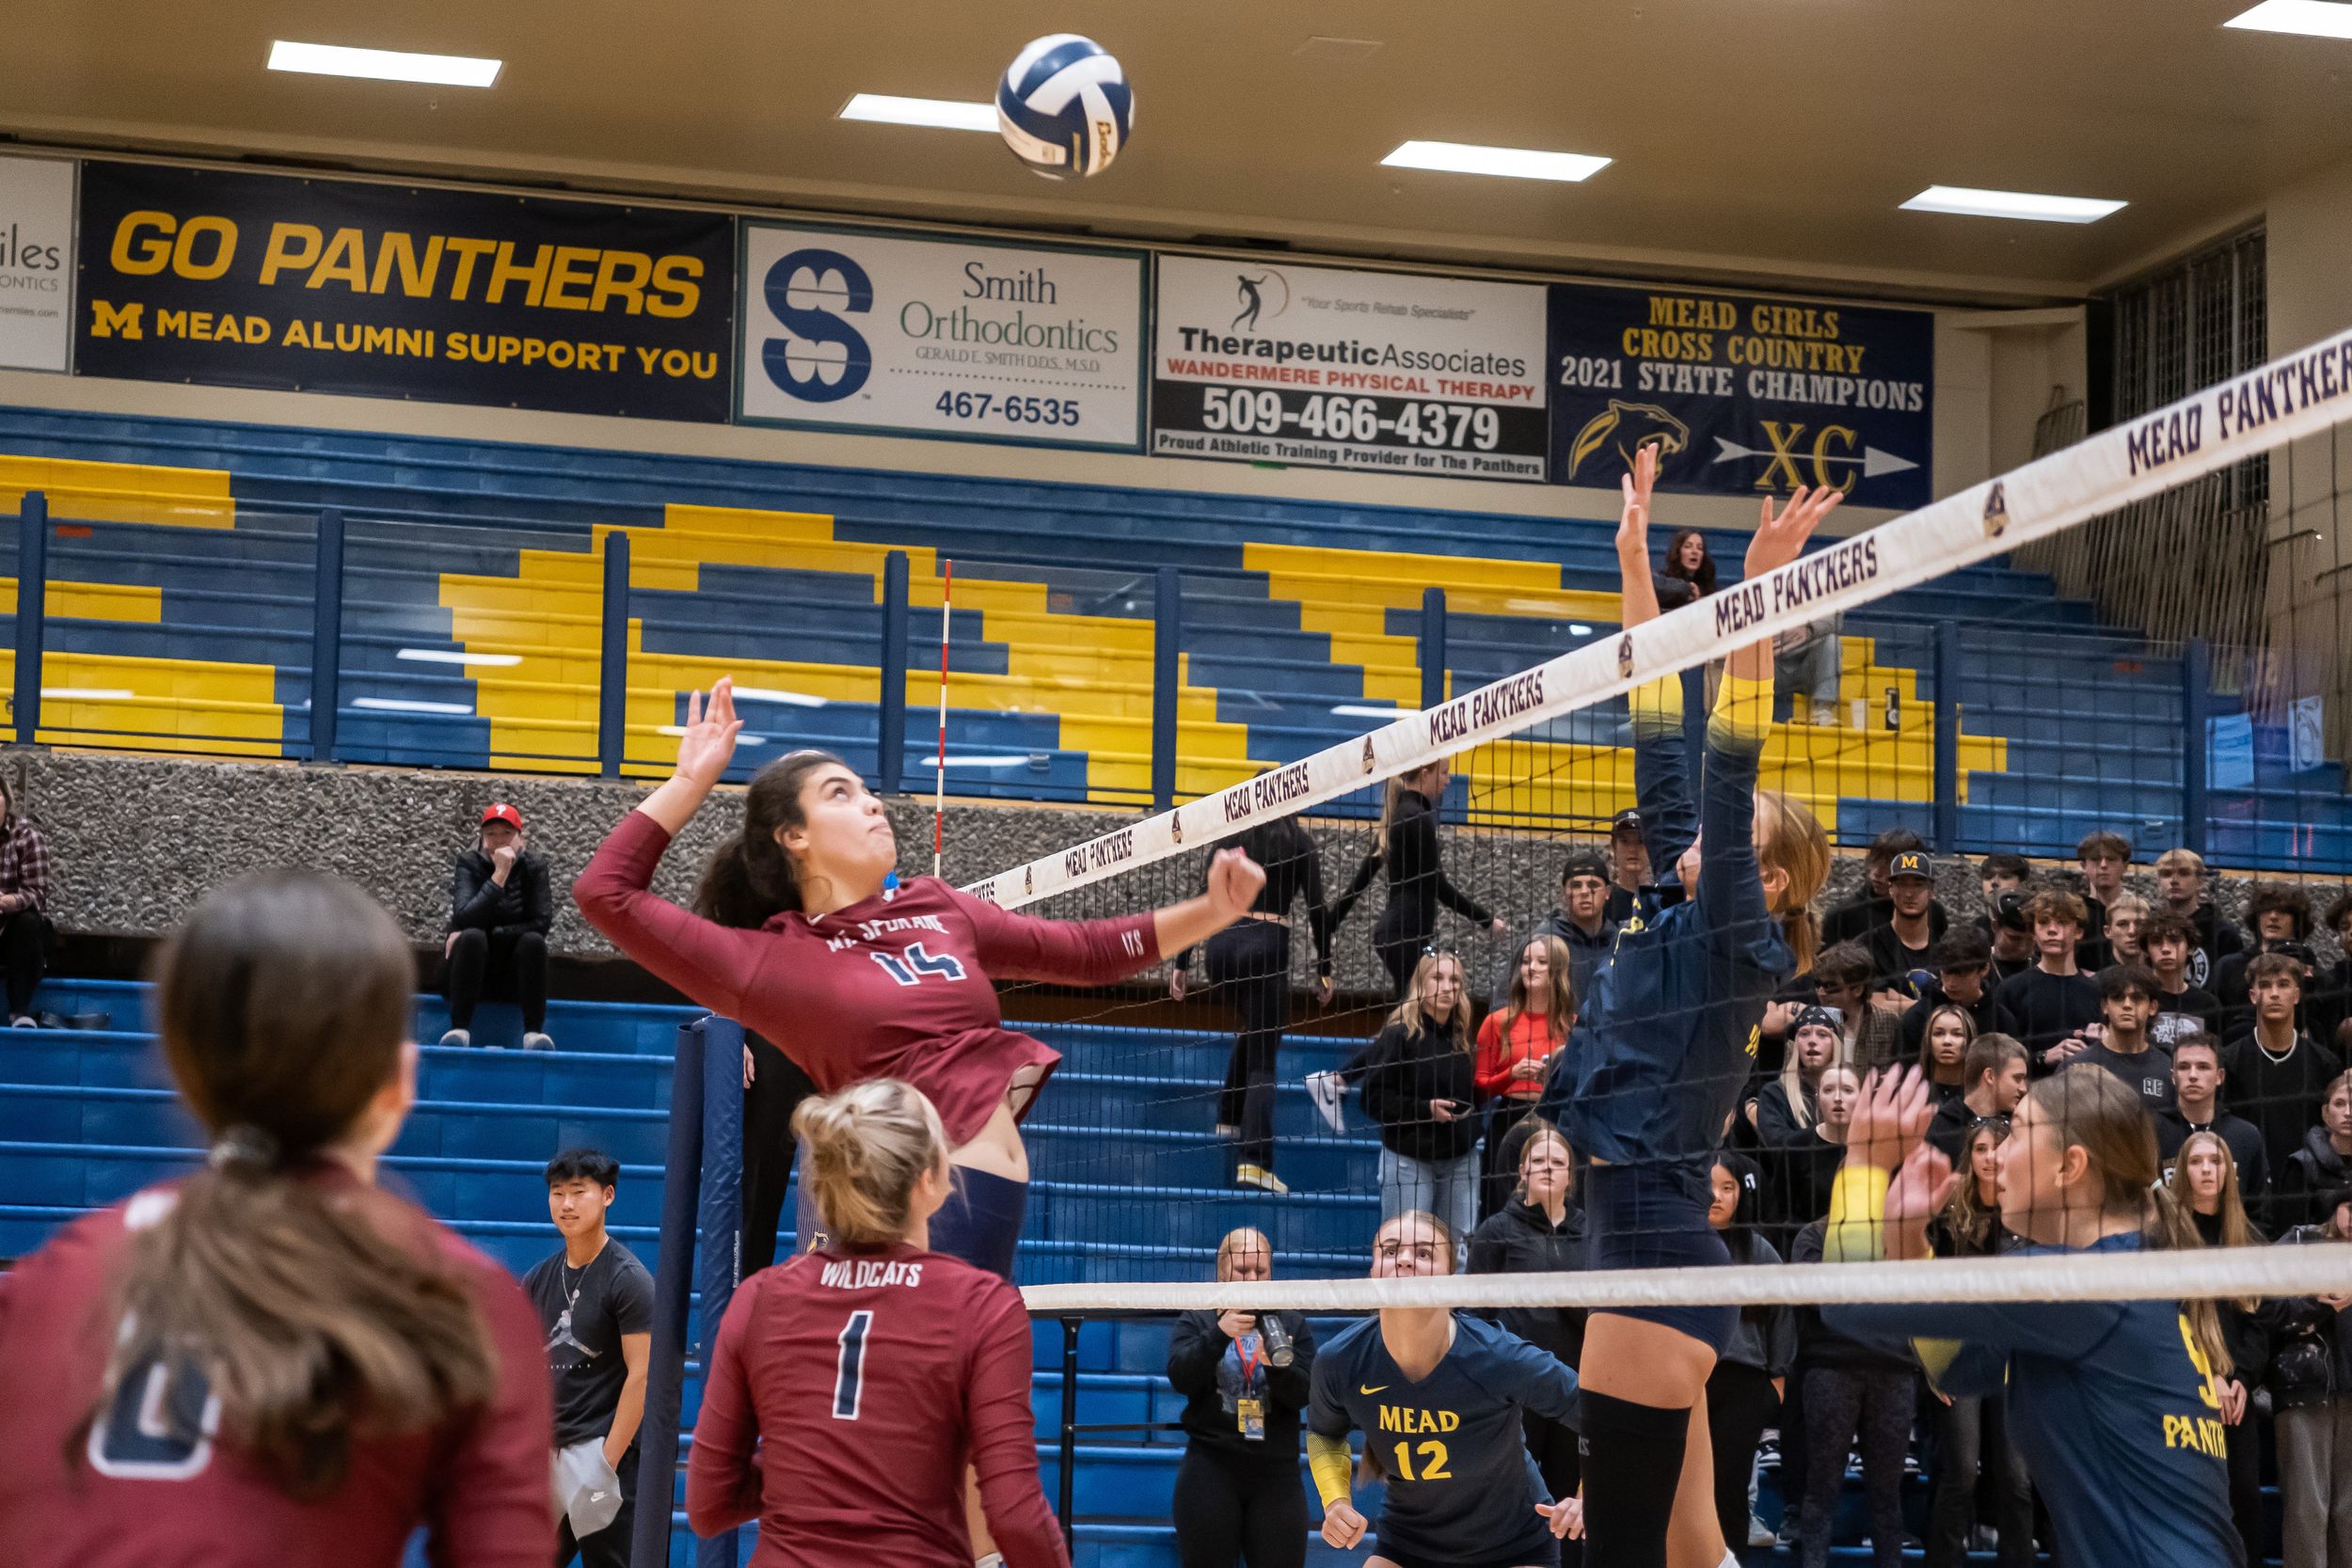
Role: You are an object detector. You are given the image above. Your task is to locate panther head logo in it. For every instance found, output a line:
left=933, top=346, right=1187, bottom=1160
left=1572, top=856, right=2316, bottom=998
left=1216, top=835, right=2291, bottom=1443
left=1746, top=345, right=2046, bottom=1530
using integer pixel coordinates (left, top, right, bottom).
left=1169, top=811, right=1184, bottom=845
left=1617, top=634, right=1636, bottom=679
left=1566, top=400, right=1692, bottom=480
left=1981, top=480, right=2010, bottom=540
left=1023, top=865, right=1033, bottom=897
left=1361, top=736, right=1376, bottom=774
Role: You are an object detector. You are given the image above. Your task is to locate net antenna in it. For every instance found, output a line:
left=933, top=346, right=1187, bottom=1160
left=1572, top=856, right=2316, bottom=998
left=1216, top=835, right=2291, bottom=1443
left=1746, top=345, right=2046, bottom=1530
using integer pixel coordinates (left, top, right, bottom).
left=933, top=556, right=952, bottom=879
left=964, top=326, right=2352, bottom=912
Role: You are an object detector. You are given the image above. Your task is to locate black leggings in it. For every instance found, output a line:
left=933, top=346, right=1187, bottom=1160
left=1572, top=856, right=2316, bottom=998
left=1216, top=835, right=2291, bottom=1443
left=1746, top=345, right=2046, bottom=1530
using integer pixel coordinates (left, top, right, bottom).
left=1925, top=1393, right=2032, bottom=1568
left=1522, top=1407, right=1582, bottom=1567
left=1706, top=1360, right=1780, bottom=1559
left=1205, top=920, right=1291, bottom=1171
left=0, top=910, right=46, bottom=1018
left=1798, top=1364, right=1913, bottom=1568
left=1171, top=1445, right=1307, bottom=1568
left=445, top=927, right=548, bottom=1034
left=740, top=1032, right=817, bottom=1275
left=2223, top=1407, right=2263, bottom=1568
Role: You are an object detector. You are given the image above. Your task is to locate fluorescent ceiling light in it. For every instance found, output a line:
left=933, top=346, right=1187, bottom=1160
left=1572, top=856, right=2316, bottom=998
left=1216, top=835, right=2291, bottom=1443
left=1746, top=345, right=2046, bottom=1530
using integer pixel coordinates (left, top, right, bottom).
left=354, top=696, right=473, bottom=715
left=731, top=685, right=829, bottom=708
left=398, top=648, right=522, bottom=667
left=2225, top=0, right=2352, bottom=38
left=1899, top=184, right=2126, bottom=224
left=41, top=687, right=133, bottom=701
left=839, top=93, right=998, bottom=132
left=660, top=725, right=765, bottom=746
left=1381, top=140, right=1611, bottom=183
left=1569, top=623, right=1595, bottom=636
left=268, top=40, right=501, bottom=87
left=1332, top=704, right=1407, bottom=720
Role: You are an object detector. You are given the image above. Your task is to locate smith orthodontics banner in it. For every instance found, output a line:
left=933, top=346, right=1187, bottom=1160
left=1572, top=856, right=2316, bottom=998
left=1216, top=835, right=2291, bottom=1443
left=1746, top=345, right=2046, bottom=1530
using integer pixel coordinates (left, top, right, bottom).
left=74, top=162, right=735, bottom=421
left=1548, top=279, right=1934, bottom=509
left=1151, top=256, right=1549, bottom=481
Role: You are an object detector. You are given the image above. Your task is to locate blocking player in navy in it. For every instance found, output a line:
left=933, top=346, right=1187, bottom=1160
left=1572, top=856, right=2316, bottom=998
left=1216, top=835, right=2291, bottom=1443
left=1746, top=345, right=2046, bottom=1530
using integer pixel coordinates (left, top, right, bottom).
left=686, top=1078, right=1066, bottom=1568
left=1308, top=1211, right=1582, bottom=1568
left=1536, top=445, right=1837, bottom=1568
left=1822, top=1065, right=2244, bottom=1568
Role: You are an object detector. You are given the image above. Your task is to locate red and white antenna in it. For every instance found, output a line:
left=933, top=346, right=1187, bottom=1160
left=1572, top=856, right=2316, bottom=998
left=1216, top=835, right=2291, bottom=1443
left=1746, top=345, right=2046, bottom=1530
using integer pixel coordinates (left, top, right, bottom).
left=932, top=558, right=952, bottom=879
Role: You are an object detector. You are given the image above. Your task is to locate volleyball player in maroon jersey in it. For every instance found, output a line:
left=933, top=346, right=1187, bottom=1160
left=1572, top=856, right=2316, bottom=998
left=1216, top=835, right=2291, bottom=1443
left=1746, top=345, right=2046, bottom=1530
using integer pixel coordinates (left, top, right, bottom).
left=687, top=1077, right=1068, bottom=1568
left=0, top=871, right=552, bottom=1568
left=577, top=677, right=1263, bottom=1276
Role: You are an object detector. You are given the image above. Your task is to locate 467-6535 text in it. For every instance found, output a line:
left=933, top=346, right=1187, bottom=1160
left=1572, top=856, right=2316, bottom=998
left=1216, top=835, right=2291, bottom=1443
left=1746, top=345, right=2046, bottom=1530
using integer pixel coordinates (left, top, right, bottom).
left=933, top=390, right=1080, bottom=426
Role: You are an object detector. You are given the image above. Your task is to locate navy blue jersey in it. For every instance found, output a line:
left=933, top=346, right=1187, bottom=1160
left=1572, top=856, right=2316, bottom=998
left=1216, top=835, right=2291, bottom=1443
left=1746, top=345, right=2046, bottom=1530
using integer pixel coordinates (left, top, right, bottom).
left=1308, top=1313, right=1578, bottom=1565
left=1542, top=675, right=1792, bottom=1199
left=1826, top=1232, right=2241, bottom=1568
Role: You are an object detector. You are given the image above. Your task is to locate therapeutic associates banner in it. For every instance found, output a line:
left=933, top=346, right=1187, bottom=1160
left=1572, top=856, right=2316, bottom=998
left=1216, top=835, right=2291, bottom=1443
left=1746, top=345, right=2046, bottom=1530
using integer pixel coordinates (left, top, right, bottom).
left=736, top=222, right=1146, bottom=450
left=1548, top=280, right=1934, bottom=510
left=74, top=162, right=735, bottom=421
left=1152, top=256, right=1549, bottom=482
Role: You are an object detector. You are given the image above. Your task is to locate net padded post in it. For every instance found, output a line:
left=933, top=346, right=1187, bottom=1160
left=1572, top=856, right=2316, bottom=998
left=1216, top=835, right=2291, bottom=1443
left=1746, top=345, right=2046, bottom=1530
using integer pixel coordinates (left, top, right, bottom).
left=1932, top=617, right=1961, bottom=853
left=310, top=508, right=344, bottom=764
left=1152, top=566, right=1181, bottom=811
left=599, top=531, right=631, bottom=779
left=1057, top=1315, right=1082, bottom=1546
left=1679, top=665, right=1708, bottom=783
left=631, top=1017, right=708, bottom=1568
left=12, top=490, right=45, bottom=747
left=694, top=1015, right=746, bottom=1568
left=876, top=550, right=910, bottom=794
left=1421, top=586, right=1447, bottom=711
left=2181, top=636, right=2212, bottom=856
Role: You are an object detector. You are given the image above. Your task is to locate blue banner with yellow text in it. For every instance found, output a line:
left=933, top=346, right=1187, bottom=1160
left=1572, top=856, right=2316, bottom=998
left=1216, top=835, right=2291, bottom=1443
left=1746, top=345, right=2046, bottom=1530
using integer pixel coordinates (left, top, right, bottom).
left=74, top=161, right=733, bottom=421
left=1548, top=280, right=1933, bottom=509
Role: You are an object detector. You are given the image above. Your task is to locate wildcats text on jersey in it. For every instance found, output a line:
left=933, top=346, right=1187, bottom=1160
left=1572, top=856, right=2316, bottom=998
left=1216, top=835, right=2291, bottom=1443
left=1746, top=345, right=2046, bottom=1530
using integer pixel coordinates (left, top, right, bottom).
left=818, top=1258, right=926, bottom=1291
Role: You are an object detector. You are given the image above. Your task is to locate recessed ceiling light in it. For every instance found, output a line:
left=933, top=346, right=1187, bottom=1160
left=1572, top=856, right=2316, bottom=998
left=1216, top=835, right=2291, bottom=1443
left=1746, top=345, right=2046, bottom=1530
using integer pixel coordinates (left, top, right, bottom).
left=2225, top=0, right=2352, bottom=38
left=1332, top=704, right=1407, bottom=720
left=397, top=648, right=522, bottom=667
left=839, top=94, right=998, bottom=133
left=353, top=696, right=474, bottom=715
left=731, top=686, right=830, bottom=708
left=1899, top=185, right=2126, bottom=224
left=267, top=40, right=501, bottom=87
left=1381, top=140, right=1611, bottom=183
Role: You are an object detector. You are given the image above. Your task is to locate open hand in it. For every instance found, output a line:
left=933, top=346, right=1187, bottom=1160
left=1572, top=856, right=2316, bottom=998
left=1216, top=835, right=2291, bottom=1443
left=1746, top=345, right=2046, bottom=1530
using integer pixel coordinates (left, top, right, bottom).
left=1205, top=847, right=1267, bottom=924
left=1616, top=443, right=1659, bottom=563
left=1848, top=1066, right=1934, bottom=1172
left=674, top=677, right=745, bottom=790
left=1883, top=1138, right=1957, bottom=1245
left=1168, top=968, right=1190, bottom=1003
left=1745, top=484, right=1844, bottom=580
left=1321, top=1500, right=1368, bottom=1549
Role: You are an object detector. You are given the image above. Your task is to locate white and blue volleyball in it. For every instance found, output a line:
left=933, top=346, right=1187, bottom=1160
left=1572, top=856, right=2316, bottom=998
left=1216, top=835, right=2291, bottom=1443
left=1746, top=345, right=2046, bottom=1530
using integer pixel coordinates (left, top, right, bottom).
left=996, top=35, right=1133, bottom=180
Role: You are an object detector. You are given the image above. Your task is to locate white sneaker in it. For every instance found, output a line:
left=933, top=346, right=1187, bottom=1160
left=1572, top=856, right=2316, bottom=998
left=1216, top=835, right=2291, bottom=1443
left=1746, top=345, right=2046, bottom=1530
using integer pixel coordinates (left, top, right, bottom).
left=1234, top=1164, right=1291, bottom=1195
left=438, top=1028, right=470, bottom=1048
left=522, top=1032, right=554, bottom=1051
left=1305, top=1070, right=1347, bottom=1133
left=1748, top=1515, right=1777, bottom=1547
left=8, top=1015, right=35, bottom=1029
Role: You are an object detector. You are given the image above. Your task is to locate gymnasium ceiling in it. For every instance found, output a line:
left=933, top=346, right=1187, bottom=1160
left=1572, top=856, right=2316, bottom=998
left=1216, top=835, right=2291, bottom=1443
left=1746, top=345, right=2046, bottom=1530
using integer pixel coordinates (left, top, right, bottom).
left=5, top=0, right=2348, bottom=304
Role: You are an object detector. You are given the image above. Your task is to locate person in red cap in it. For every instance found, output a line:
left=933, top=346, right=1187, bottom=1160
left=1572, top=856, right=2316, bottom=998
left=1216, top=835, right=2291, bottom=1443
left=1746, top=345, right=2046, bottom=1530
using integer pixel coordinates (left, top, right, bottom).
left=443, top=801, right=555, bottom=1049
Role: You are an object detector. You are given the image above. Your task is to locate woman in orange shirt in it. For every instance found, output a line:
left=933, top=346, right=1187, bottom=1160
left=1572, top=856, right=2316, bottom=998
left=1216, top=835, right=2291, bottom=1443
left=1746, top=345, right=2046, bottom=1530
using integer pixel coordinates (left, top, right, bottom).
left=1475, top=934, right=1576, bottom=1218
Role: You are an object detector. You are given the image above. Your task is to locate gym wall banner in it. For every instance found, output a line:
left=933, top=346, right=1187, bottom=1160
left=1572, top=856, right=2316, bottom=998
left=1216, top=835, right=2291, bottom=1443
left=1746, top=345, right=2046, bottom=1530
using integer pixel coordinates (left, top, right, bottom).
left=736, top=221, right=1146, bottom=450
left=1548, top=280, right=1934, bottom=509
left=0, top=154, right=75, bottom=373
left=1151, top=256, right=1549, bottom=482
left=73, top=162, right=734, bottom=421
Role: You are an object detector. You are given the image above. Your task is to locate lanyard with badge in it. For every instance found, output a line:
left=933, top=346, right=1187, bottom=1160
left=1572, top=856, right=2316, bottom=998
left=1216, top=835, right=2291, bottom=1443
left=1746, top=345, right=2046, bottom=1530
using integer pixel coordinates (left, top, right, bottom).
left=1234, top=1332, right=1265, bottom=1440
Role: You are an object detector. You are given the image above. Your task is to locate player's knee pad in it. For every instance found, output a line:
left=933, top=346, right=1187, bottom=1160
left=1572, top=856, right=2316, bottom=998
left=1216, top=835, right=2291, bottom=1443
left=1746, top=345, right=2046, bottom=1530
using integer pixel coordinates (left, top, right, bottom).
left=1576, top=1389, right=1692, bottom=1568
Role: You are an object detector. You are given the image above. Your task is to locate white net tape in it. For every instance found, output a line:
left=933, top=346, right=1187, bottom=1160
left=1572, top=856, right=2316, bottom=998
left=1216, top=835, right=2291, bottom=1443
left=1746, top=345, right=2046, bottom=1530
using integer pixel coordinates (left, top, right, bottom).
left=1022, top=1242, right=2352, bottom=1315
left=967, top=324, right=2352, bottom=911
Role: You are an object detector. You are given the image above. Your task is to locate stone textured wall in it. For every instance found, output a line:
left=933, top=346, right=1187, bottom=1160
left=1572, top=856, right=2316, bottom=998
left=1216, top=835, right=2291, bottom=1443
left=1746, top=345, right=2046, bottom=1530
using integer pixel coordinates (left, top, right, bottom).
left=8, top=750, right=2345, bottom=993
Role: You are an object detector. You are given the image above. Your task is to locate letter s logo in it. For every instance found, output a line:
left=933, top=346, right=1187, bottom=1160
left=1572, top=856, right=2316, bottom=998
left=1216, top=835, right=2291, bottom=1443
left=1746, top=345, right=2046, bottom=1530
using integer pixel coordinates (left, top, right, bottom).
left=761, top=247, right=872, bottom=404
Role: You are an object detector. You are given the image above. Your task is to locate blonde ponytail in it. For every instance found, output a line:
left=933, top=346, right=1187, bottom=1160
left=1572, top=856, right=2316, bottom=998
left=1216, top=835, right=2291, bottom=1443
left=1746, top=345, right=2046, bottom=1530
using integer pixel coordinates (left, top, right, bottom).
left=790, top=1079, right=950, bottom=1249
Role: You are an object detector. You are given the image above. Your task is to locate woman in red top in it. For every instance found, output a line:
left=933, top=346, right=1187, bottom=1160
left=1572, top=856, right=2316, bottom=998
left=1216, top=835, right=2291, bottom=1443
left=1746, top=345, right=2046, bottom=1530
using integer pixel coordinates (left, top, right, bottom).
left=687, top=1077, right=1068, bottom=1568
left=1473, top=934, right=1576, bottom=1218
left=0, top=870, right=553, bottom=1568
left=575, top=678, right=1263, bottom=1277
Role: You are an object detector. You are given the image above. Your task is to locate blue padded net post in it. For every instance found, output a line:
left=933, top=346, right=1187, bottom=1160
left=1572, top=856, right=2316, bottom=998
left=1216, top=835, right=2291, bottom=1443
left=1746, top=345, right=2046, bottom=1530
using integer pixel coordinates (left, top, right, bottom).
left=692, top=1015, right=748, bottom=1568
left=630, top=1018, right=706, bottom=1568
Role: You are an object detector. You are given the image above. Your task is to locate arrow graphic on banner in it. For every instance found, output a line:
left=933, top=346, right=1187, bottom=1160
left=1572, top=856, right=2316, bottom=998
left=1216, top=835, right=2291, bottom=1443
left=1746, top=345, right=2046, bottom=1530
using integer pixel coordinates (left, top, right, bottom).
left=1711, top=436, right=1919, bottom=478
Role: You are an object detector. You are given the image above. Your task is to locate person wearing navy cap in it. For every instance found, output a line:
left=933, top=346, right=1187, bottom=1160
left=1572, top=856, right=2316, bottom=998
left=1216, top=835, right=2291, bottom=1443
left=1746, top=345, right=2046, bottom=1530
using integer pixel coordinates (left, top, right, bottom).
left=444, top=800, right=555, bottom=1049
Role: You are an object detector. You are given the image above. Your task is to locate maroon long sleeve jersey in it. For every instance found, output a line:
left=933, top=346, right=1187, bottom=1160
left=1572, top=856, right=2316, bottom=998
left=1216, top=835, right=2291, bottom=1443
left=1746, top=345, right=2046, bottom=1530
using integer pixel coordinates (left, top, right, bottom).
left=574, top=811, right=1160, bottom=1145
left=685, top=1242, right=1070, bottom=1568
left=0, top=1179, right=555, bottom=1568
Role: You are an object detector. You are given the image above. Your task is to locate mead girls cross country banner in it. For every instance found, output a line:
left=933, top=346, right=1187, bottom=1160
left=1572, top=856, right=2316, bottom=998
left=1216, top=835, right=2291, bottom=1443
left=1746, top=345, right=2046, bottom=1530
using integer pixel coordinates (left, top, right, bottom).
left=73, top=162, right=734, bottom=421
left=736, top=222, right=1146, bottom=451
left=1548, top=281, right=1934, bottom=510
left=1152, top=256, right=1549, bottom=482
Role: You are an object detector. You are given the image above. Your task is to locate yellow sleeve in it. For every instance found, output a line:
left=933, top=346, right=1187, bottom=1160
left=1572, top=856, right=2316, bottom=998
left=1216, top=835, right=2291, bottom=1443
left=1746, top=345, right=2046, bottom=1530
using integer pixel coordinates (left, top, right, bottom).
left=1306, top=1430, right=1355, bottom=1508
left=1628, top=673, right=1684, bottom=739
left=1820, top=1164, right=1892, bottom=1264
left=1708, top=672, right=1774, bottom=747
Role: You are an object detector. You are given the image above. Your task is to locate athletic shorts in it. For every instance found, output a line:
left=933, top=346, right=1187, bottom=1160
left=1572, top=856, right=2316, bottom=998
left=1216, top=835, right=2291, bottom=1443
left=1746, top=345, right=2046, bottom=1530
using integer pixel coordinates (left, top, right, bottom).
left=794, top=1164, right=1026, bottom=1280
left=1375, top=1532, right=1561, bottom=1568
left=1581, top=1160, right=1737, bottom=1354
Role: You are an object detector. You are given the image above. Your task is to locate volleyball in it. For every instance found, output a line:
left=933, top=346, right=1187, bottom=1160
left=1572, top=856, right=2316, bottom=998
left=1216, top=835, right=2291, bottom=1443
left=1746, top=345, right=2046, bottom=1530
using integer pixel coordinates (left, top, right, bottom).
left=995, top=34, right=1133, bottom=180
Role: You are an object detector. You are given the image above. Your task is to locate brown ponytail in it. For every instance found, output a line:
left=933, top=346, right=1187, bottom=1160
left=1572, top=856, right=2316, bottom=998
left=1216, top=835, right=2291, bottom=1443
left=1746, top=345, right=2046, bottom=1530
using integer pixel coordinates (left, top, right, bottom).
left=692, top=748, right=847, bottom=927
left=791, top=1079, right=950, bottom=1249
left=90, top=871, right=501, bottom=1499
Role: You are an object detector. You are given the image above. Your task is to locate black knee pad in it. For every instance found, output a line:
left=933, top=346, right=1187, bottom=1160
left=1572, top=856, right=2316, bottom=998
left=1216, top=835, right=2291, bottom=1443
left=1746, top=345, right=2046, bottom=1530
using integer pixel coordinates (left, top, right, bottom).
left=1576, top=1389, right=1693, bottom=1568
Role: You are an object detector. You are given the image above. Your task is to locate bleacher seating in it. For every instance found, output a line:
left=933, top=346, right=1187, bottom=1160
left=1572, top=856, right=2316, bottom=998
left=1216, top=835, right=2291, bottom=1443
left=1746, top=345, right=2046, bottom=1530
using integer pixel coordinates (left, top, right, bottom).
left=3, top=405, right=2344, bottom=863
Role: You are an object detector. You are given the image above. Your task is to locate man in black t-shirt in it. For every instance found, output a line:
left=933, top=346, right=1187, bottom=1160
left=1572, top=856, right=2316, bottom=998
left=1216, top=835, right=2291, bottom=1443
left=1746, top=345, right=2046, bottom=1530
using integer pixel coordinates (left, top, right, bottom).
left=2225, top=954, right=2346, bottom=1177
left=2212, top=882, right=2314, bottom=1038
left=1969, top=853, right=2030, bottom=941
left=1863, top=849, right=1940, bottom=997
left=524, top=1148, right=656, bottom=1568
left=1992, top=890, right=2103, bottom=1066
left=2072, top=829, right=2133, bottom=970
left=1986, top=891, right=2039, bottom=985
left=2058, top=964, right=2174, bottom=1116
left=2143, top=910, right=2225, bottom=1048
left=1898, top=928, right=2001, bottom=1064
left=2153, top=847, right=2245, bottom=991
left=2154, top=1034, right=2271, bottom=1218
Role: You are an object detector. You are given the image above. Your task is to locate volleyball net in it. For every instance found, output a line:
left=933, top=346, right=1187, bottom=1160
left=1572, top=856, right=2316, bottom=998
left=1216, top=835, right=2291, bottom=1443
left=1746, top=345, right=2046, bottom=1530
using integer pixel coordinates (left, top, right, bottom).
left=960, top=322, right=2352, bottom=1311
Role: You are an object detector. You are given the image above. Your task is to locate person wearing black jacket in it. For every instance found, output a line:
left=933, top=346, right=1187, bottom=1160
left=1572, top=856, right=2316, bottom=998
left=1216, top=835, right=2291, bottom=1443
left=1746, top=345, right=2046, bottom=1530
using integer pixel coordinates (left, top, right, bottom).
left=1488, top=848, right=1616, bottom=1009
left=1703, top=1151, right=1794, bottom=1560
left=2213, top=882, right=2314, bottom=1037
left=1329, top=761, right=1505, bottom=1000
left=2153, top=847, right=2247, bottom=991
left=1173, top=814, right=1333, bottom=1191
left=2281, top=1070, right=2352, bottom=1231
left=1360, top=952, right=1482, bottom=1256
left=442, top=800, right=555, bottom=1049
left=2269, top=1197, right=2352, bottom=1568
left=1166, top=1228, right=1318, bottom=1568
left=1467, top=1123, right=1587, bottom=1512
